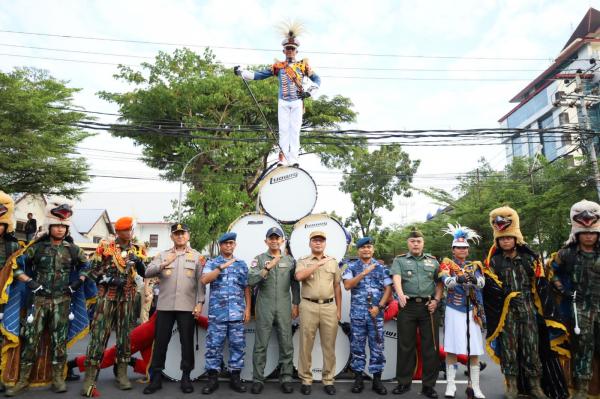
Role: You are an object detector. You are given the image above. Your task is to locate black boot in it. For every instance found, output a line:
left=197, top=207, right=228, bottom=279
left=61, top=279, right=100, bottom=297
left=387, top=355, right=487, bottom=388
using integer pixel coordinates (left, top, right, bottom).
left=143, top=371, right=163, bottom=394
left=202, top=370, right=219, bottom=395
left=180, top=370, right=194, bottom=394
left=372, top=373, right=387, bottom=395
left=351, top=372, right=364, bottom=393
left=229, top=370, right=246, bottom=393
left=65, top=360, right=81, bottom=381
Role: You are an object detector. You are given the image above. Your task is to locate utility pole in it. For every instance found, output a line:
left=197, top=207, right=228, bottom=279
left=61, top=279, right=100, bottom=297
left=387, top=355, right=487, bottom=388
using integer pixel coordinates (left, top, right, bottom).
left=575, top=72, right=600, bottom=201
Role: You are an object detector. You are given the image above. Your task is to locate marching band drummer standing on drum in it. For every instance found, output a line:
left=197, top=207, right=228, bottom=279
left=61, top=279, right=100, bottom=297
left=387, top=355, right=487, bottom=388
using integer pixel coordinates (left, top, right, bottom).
left=142, top=223, right=205, bottom=395
left=248, top=227, right=300, bottom=395
left=294, top=231, right=342, bottom=396
left=201, top=232, right=251, bottom=395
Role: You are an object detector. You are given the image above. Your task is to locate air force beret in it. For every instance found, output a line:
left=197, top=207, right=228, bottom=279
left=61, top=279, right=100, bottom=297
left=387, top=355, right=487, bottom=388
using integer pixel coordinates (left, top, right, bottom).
left=218, top=232, right=237, bottom=244
left=355, top=236, right=374, bottom=248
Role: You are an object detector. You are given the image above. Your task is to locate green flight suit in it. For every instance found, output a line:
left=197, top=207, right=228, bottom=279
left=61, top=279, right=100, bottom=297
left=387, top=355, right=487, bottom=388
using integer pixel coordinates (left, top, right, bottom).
left=248, top=252, right=300, bottom=383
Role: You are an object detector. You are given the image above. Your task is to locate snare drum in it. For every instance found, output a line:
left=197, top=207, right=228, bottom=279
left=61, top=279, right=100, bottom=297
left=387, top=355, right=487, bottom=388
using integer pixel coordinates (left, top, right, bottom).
left=162, top=324, right=207, bottom=381
left=258, top=166, right=317, bottom=224
left=222, top=320, right=279, bottom=381
left=292, top=324, right=351, bottom=381
left=365, top=321, right=397, bottom=380
left=289, top=214, right=350, bottom=262
left=229, top=213, right=285, bottom=267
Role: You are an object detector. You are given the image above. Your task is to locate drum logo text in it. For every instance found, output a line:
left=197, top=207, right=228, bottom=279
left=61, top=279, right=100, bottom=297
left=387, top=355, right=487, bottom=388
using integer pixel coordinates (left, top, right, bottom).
left=305, top=222, right=327, bottom=229
left=270, top=172, right=298, bottom=184
left=247, top=221, right=264, bottom=225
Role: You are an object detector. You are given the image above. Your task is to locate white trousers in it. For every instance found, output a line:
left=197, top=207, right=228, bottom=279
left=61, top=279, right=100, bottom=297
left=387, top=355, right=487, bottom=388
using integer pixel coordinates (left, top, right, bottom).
left=277, top=99, right=303, bottom=165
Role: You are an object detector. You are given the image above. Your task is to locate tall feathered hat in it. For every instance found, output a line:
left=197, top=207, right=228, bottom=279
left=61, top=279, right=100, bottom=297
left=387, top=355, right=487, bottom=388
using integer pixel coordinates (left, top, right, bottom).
left=489, top=206, right=524, bottom=245
left=443, top=223, right=480, bottom=248
left=278, top=19, right=305, bottom=48
left=565, top=199, right=600, bottom=245
left=44, top=196, right=73, bottom=231
left=0, top=191, right=15, bottom=233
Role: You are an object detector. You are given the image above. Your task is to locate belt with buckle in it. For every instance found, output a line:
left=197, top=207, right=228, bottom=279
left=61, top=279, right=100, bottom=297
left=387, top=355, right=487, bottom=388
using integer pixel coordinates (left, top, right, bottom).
left=303, top=297, right=334, bottom=304
left=407, top=297, right=430, bottom=303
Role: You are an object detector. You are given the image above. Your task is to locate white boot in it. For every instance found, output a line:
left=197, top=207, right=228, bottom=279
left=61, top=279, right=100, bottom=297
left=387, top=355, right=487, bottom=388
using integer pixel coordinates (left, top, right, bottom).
left=470, top=365, right=485, bottom=399
left=445, top=364, right=457, bottom=398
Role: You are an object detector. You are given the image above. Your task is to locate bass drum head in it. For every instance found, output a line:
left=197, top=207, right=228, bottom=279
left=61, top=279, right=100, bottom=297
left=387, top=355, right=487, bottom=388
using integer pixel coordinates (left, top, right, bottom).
left=162, top=325, right=207, bottom=381
left=229, top=213, right=284, bottom=267
left=289, top=214, right=349, bottom=262
left=223, top=320, right=279, bottom=381
left=365, top=321, right=397, bottom=380
left=259, top=166, right=317, bottom=224
left=292, top=324, right=350, bottom=381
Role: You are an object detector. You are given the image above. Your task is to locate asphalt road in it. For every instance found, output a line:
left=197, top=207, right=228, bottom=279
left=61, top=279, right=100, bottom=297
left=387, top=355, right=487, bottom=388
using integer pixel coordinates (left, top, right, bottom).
left=11, top=331, right=508, bottom=399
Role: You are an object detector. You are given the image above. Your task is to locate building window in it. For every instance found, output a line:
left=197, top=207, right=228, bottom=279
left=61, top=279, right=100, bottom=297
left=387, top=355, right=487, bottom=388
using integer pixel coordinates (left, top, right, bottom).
left=512, top=134, right=524, bottom=157
left=149, top=234, right=159, bottom=248
left=558, top=112, right=570, bottom=125
left=15, top=221, right=25, bottom=233
left=539, top=113, right=557, bottom=161
left=93, top=236, right=102, bottom=244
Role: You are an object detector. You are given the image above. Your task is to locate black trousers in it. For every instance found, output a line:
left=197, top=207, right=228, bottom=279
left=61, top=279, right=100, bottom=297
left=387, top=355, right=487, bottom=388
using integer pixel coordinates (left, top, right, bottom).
left=149, top=310, right=195, bottom=372
left=396, top=300, right=440, bottom=387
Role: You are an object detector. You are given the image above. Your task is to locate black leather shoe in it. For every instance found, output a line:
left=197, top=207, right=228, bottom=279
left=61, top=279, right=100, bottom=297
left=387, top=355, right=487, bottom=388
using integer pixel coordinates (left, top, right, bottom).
left=301, top=384, right=311, bottom=395
left=180, top=371, right=193, bottom=393
left=392, top=384, right=411, bottom=395
left=202, top=370, right=219, bottom=395
left=143, top=373, right=163, bottom=395
left=281, top=382, right=293, bottom=394
left=422, top=386, right=438, bottom=398
left=251, top=382, right=264, bottom=394
left=351, top=373, right=364, bottom=393
left=324, top=385, right=336, bottom=395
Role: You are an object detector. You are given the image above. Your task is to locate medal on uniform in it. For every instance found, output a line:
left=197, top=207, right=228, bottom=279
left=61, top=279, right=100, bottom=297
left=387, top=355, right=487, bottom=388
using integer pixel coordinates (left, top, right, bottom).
left=407, top=270, right=412, bottom=276
left=121, top=250, right=128, bottom=258
left=165, top=270, right=172, bottom=276
left=186, top=269, right=194, bottom=277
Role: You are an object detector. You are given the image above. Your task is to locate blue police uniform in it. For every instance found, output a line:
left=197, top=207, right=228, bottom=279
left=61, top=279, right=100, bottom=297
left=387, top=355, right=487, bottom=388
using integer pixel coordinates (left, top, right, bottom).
left=342, top=258, right=392, bottom=374
left=203, top=255, right=248, bottom=371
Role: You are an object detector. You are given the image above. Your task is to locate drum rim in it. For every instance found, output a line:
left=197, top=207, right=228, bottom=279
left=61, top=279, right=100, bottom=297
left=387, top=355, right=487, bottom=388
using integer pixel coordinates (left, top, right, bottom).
left=257, top=166, right=318, bottom=224
left=227, top=211, right=283, bottom=232
left=289, top=213, right=350, bottom=260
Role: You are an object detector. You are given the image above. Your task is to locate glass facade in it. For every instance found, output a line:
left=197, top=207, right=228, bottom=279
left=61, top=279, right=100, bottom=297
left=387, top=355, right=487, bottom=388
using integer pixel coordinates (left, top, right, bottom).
left=506, top=87, right=549, bottom=128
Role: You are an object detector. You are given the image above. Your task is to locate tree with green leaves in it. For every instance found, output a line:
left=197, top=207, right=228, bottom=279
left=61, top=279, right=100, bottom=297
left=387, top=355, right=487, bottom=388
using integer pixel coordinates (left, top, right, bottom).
left=339, top=144, right=419, bottom=237
left=408, top=155, right=597, bottom=260
left=98, top=48, right=359, bottom=251
left=0, top=67, right=90, bottom=196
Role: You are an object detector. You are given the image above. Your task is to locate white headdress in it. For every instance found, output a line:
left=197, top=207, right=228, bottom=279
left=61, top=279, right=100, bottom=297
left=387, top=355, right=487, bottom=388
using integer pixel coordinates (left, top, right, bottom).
left=566, top=199, right=600, bottom=245
left=277, top=19, right=305, bottom=48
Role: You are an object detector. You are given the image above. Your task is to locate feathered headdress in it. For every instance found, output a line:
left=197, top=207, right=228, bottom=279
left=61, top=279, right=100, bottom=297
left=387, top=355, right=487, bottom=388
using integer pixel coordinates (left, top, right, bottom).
left=566, top=199, right=600, bottom=245
left=489, top=206, right=524, bottom=245
left=443, top=223, right=480, bottom=248
left=0, top=191, right=15, bottom=233
left=277, top=19, right=305, bottom=48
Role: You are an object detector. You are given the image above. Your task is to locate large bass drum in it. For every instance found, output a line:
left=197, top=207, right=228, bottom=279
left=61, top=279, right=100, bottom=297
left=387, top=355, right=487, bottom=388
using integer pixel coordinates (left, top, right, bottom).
left=292, top=322, right=351, bottom=381
left=222, top=320, right=280, bottom=381
left=162, top=325, right=207, bottom=381
left=365, top=320, right=398, bottom=381
left=289, top=214, right=350, bottom=262
left=258, top=166, right=317, bottom=224
left=229, top=213, right=285, bottom=267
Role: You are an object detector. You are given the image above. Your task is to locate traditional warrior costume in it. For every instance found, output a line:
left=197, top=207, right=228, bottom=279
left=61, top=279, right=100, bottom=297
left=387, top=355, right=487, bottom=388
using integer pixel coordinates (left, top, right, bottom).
left=549, top=199, right=600, bottom=399
left=2, top=197, right=95, bottom=396
left=483, top=206, right=569, bottom=399
left=237, top=20, right=321, bottom=166
left=439, top=224, right=486, bottom=399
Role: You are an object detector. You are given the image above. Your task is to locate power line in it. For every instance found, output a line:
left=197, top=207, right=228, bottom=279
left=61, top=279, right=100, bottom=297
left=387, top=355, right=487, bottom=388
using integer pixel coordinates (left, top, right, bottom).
left=0, top=52, right=539, bottom=82
left=0, top=42, right=565, bottom=73
left=0, top=29, right=558, bottom=61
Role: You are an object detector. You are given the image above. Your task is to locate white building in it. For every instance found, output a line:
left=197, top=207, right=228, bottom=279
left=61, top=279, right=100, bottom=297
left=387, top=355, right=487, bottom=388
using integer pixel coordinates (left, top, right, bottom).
left=500, top=7, right=600, bottom=162
left=135, top=221, right=172, bottom=257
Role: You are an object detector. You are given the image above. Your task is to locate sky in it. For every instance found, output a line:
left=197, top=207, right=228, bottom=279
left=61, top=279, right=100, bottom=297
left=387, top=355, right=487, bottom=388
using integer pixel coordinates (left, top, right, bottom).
left=1, top=0, right=598, bottom=225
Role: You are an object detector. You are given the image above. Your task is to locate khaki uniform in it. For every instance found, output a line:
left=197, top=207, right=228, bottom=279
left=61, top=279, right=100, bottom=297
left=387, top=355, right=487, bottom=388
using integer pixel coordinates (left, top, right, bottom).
left=297, top=254, right=341, bottom=386
left=144, top=247, right=205, bottom=374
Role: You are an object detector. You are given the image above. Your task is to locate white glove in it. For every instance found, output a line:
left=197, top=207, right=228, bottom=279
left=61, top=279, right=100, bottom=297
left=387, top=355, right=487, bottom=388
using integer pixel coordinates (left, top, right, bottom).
left=306, top=84, right=319, bottom=95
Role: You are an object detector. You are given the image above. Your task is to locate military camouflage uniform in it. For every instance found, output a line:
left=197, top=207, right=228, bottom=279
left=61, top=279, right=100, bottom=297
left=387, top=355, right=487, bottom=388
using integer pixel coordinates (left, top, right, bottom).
left=552, top=247, right=600, bottom=381
left=14, top=239, right=90, bottom=367
left=342, top=259, right=392, bottom=374
left=85, top=240, right=146, bottom=368
left=203, top=255, right=248, bottom=371
left=488, top=250, right=542, bottom=378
